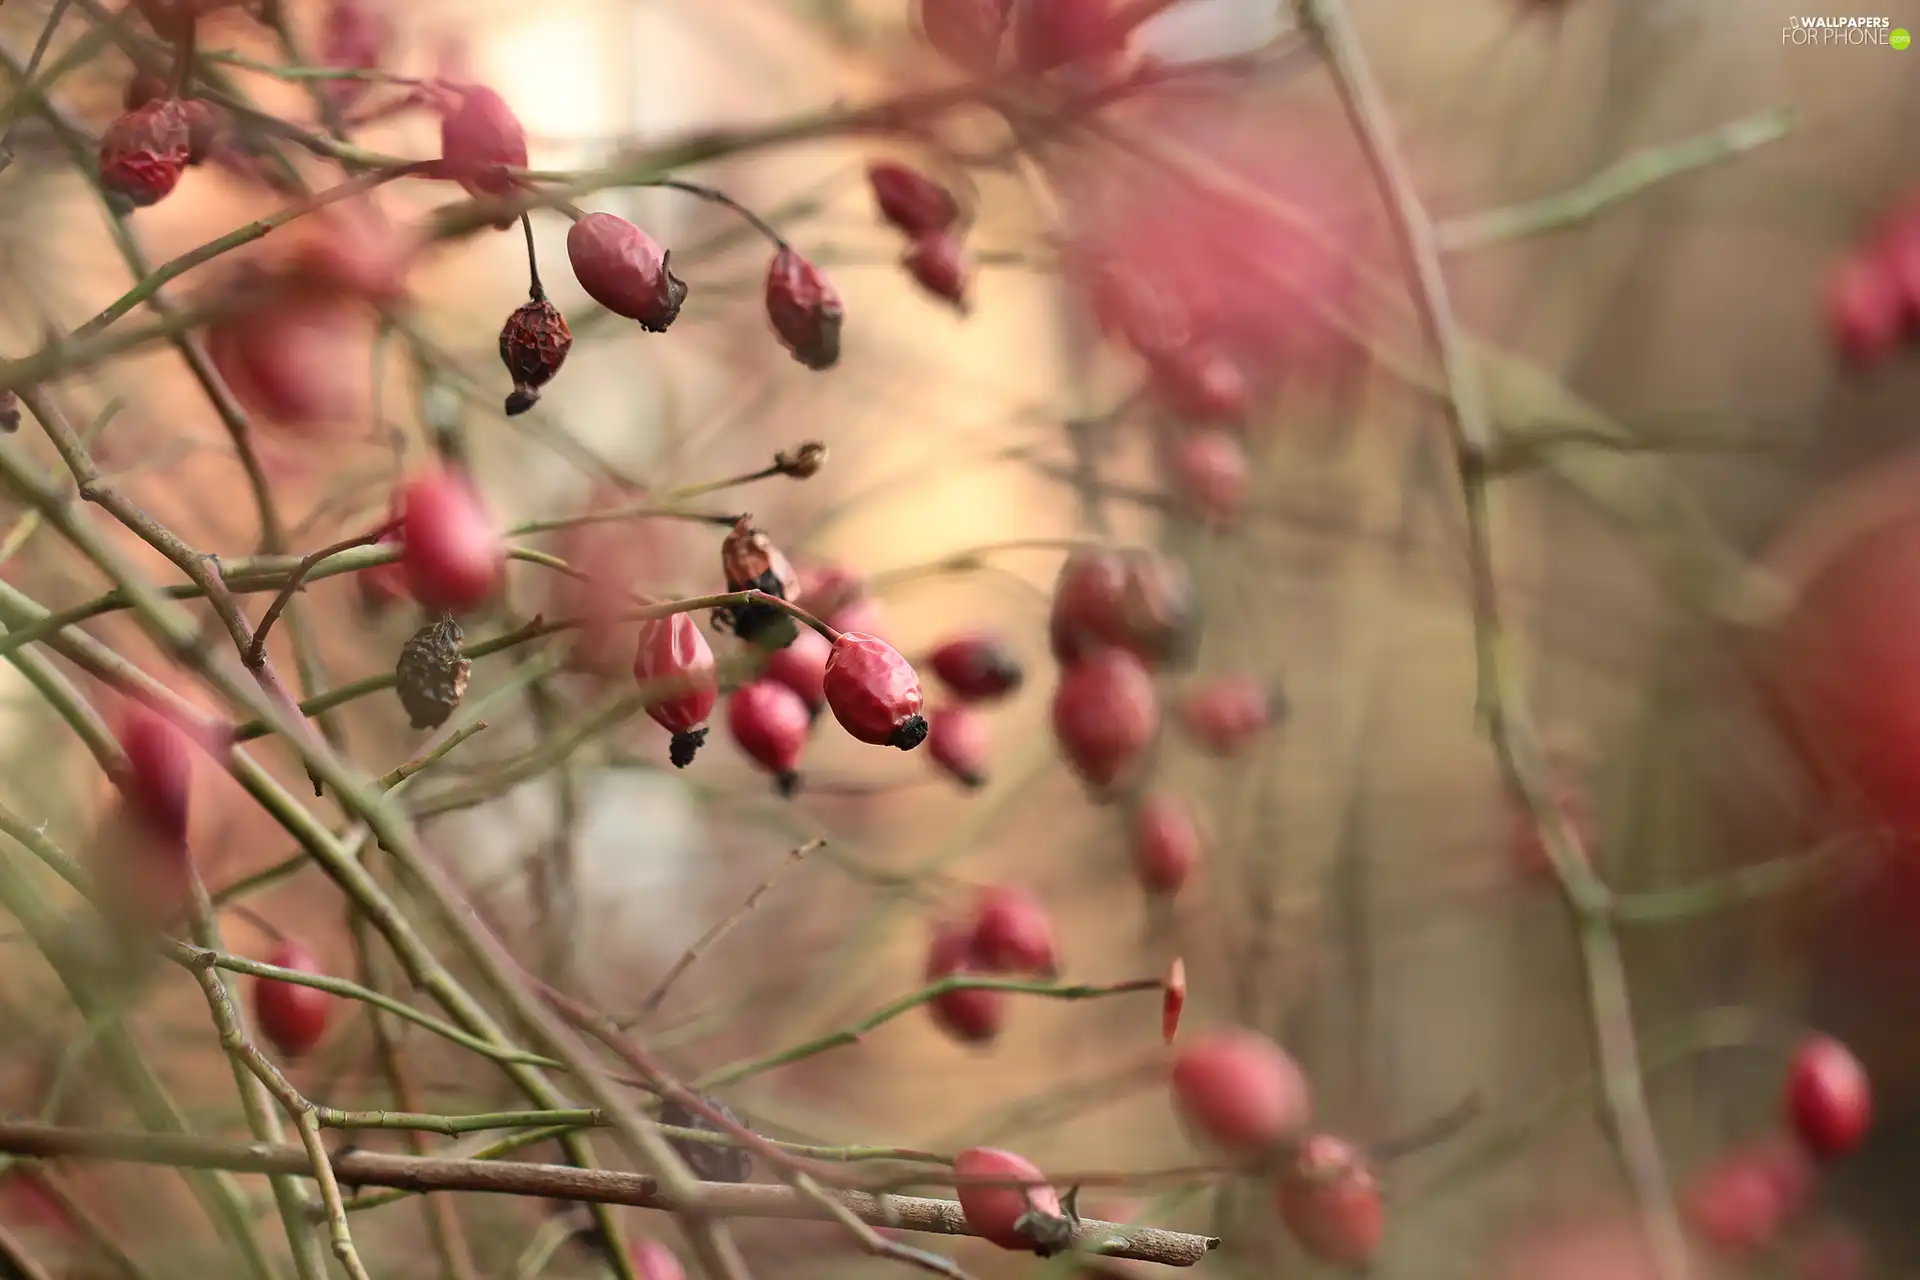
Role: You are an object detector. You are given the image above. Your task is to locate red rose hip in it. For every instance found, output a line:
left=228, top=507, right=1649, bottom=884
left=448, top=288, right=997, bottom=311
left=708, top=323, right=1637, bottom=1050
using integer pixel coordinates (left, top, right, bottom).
left=1052, top=648, right=1158, bottom=793
left=1275, top=1135, right=1384, bottom=1269
left=903, top=233, right=972, bottom=311
left=1826, top=254, right=1903, bottom=366
left=1014, top=0, right=1123, bottom=73
left=254, top=940, right=332, bottom=1058
left=764, top=249, right=844, bottom=371
left=1132, top=791, right=1200, bottom=896
left=1170, top=1027, right=1312, bottom=1152
left=1049, top=548, right=1198, bottom=669
left=1785, top=1035, right=1871, bottom=1160
left=634, top=613, right=720, bottom=768
left=929, top=632, right=1023, bottom=702
left=398, top=471, right=505, bottom=612
left=629, top=1240, right=685, bottom=1280
left=927, top=704, right=990, bottom=788
left=926, top=919, right=1006, bottom=1044
left=970, top=885, right=1057, bottom=975
left=438, top=85, right=527, bottom=199
left=867, top=161, right=960, bottom=236
left=919, top=0, right=1011, bottom=70
left=98, top=100, right=192, bottom=209
left=953, top=1146, right=1066, bottom=1252
left=567, top=212, right=688, bottom=333
left=823, top=632, right=928, bottom=750
left=762, top=623, right=832, bottom=716
left=117, top=705, right=194, bottom=845
left=1169, top=429, right=1248, bottom=524
left=727, top=680, right=811, bottom=796
left=1178, top=675, right=1284, bottom=757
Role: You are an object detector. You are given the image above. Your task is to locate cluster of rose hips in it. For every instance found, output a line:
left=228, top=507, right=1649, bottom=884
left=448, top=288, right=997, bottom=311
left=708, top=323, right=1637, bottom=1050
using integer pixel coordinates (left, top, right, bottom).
left=1681, top=1034, right=1872, bottom=1263
left=1826, top=189, right=1920, bottom=366
left=866, top=161, right=973, bottom=312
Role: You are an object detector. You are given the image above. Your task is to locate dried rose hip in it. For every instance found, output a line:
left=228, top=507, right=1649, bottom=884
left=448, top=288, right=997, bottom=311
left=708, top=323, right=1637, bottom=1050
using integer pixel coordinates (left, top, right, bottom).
left=919, top=0, right=1012, bottom=71
left=1275, top=1135, right=1385, bottom=1268
left=634, top=613, right=720, bottom=768
left=398, top=470, right=506, bottom=613
left=727, top=680, right=811, bottom=796
left=1178, top=675, right=1284, bottom=757
left=1052, top=648, right=1158, bottom=794
left=929, top=632, right=1023, bottom=703
left=1170, top=1027, right=1312, bottom=1153
left=438, top=84, right=527, bottom=200
left=1786, top=1035, right=1871, bottom=1160
left=762, top=623, right=832, bottom=717
left=903, top=233, right=972, bottom=311
left=657, top=1094, right=753, bottom=1184
left=953, top=1146, right=1069, bottom=1254
left=867, top=161, right=960, bottom=236
left=567, top=212, right=688, bottom=332
left=254, top=939, right=332, bottom=1058
left=823, top=631, right=929, bottom=749
left=970, top=885, right=1058, bottom=976
left=98, top=100, right=193, bottom=210
left=765, top=248, right=844, bottom=371
left=394, top=614, right=471, bottom=730
left=1169, top=428, right=1248, bottom=524
left=926, top=918, right=1007, bottom=1043
left=718, top=516, right=803, bottom=650
left=1049, top=548, right=1198, bottom=670
left=1132, top=791, right=1200, bottom=896
left=117, top=705, right=193, bottom=846
left=928, top=704, right=990, bottom=788
left=498, top=298, right=573, bottom=415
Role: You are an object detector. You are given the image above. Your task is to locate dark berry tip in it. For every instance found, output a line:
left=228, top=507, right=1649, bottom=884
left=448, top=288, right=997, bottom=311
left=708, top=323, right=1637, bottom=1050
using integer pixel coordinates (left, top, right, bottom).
left=960, top=771, right=987, bottom=789
left=1266, top=687, right=1290, bottom=723
left=504, top=387, right=539, bottom=416
left=775, top=771, right=801, bottom=798
left=889, top=714, right=930, bottom=751
left=669, top=726, right=708, bottom=769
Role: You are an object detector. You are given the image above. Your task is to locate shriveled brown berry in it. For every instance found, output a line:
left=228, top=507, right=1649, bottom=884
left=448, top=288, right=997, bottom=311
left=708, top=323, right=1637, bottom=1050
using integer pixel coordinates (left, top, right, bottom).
left=765, top=248, right=844, bottom=371
left=98, top=100, right=192, bottom=210
left=718, top=516, right=803, bottom=650
left=657, top=1094, right=753, bottom=1184
left=498, top=298, right=573, bottom=416
left=394, top=614, right=471, bottom=730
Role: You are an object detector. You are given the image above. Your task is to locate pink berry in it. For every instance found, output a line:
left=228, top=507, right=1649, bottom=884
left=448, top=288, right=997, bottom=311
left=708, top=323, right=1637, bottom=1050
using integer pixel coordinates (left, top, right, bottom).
left=1169, top=429, right=1248, bottom=525
left=918, top=0, right=1011, bottom=70
left=1826, top=254, right=1903, bottom=366
left=634, top=613, right=720, bottom=768
left=1049, top=548, right=1198, bottom=669
left=762, top=623, right=833, bottom=716
left=1786, top=1035, right=1871, bottom=1160
left=903, top=233, right=972, bottom=311
left=398, top=471, right=505, bottom=613
left=1682, top=1137, right=1814, bottom=1258
left=727, top=680, right=811, bottom=796
left=1275, top=1135, right=1384, bottom=1269
left=1052, top=649, right=1159, bottom=793
left=207, top=293, right=366, bottom=430
left=1177, top=675, right=1283, bottom=757
left=764, top=248, right=844, bottom=371
left=868, top=161, right=960, bottom=236
left=117, top=705, right=193, bottom=846
left=1014, top=0, right=1122, bottom=73
left=254, top=940, right=332, bottom=1059
left=928, top=704, right=991, bottom=789
left=567, top=212, right=688, bottom=333
left=1132, top=791, right=1200, bottom=896
left=317, top=0, right=395, bottom=111
left=823, top=632, right=928, bottom=749
left=629, top=1240, right=685, bottom=1280
left=97, top=100, right=192, bottom=209
left=1170, top=1027, right=1312, bottom=1152
left=928, top=632, right=1024, bottom=702
left=122, top=70, right=169, bottom=111
left=356, top=530, right=410, bottom=614
left=970, top=886, right=1058, bottom=975
left=952, top=1147, right=1064, bottom=1252
left=438, top=84, right=527, bottom=200
left=926, top=919, right=1006, bottom=1043
left=1147, top=347, right=1251, bottom=425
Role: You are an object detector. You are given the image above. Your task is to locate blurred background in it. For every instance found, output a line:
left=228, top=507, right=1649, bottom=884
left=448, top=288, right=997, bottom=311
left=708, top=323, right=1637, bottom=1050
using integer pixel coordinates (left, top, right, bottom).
left=0, top=0, right=1916, bottom=1277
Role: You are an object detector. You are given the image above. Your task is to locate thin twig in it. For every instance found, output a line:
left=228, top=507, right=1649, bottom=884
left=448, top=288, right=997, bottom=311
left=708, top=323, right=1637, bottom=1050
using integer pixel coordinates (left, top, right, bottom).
left=637, top=839, right=823, bottom=1018
left=248, top=528, right=388, bottom=667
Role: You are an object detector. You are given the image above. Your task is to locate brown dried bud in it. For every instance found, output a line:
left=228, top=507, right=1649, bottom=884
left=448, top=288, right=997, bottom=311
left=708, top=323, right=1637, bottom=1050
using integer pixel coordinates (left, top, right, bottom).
left=98, top=100, right=192, bottom=210
left=0, top=390, right=18, bottom=434
left=395, top=614, right=471, bottom=730
left=658, top=1094, right=753, bottom=1184
left=774, top=441, right=827, bottom=479
left=764, top=248, right=844, bottom=371
left=719, top=516, right=803, bottom=650
left=498, top=298, right=572, bottom=416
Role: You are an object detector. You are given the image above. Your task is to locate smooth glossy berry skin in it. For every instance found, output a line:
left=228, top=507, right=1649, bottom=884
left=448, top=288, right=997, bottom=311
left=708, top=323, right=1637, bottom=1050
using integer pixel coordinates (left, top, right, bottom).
left=904, top=234, right=972, bottom=311
left=398, top=471, right=505, bottom=613
left=98, top=100, right=192, bottom=209
left=498, top=299, right=572, bottom=415
left=1052, top=649, right=1158, bottom=793
left=567, top=213, right=688, bottom=333
left=1275, top=1135, right=1384, bottom=1269
left=727, top=680, right=811, bottom=795
left=1178, top=675, right=1283, bottom=757
left=1786, top=1035, right=1871, bottom=1160
left=868, top=161, right=960, bottom=236
left=118, top=706, right=193, bottom=846
left=634, top=614, right=720, bottom=769
left=1682, top=1138, right=1814, bottom=1259
left=762, top=623, right=832, bottom=716
left=629, top=1240, right=685, bottom=1280
left=929, top=632, right=1023, bottom=703
left=1826, top=255, right=1904, bottom=366
left=1013, top=0, right=1122, bottom=73
left=208, top=293, right=365, bottom=429
left=1169, top=429, right=1248, bottom=524
left=438, top=85, right=527, bottom=199
left=926, top=919, right=1006, bottom=1043
left=953, top=1147, right=1063, bottom=1252
left=254, top=940, right=332, bottom=1059
left=1049, top=549, right=1198, bottom=669
left=970, top=886, right=1057, bottom=975
left=918, top=0, right=1012, bottom=70
left=765, top=249, right=844, bottom=371
left=823, top=632, right=929, bottom=750
left=1170, top=1028, right=1312, bottom=1152
left=928, top=704, right=991, bottom=789
left=1132, top=791, right=1200, bottom=896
